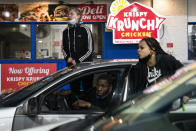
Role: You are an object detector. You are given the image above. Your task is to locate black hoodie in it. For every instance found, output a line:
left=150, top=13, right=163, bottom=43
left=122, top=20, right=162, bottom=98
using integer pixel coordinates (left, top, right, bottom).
left=131, top=54, right=183, bottom=94
left=62, top=23, right=94, bottom=65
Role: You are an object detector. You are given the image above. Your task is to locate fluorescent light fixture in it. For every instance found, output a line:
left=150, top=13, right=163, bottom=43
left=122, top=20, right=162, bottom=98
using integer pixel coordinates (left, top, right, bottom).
left=2, top=11, right=10, bottom=17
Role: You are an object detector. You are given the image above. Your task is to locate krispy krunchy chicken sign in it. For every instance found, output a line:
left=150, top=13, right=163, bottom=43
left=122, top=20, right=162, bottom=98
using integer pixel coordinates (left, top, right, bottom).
left=107, top=0, right=166, bottom=44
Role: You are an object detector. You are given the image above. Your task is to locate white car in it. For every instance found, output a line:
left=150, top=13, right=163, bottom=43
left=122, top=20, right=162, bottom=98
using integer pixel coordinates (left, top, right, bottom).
left=0, top=59, right=137, bottom=131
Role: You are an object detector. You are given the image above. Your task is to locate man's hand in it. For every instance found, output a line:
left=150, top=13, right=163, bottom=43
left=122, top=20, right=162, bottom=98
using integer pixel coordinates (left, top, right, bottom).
left=67, top=57, right=73, bottom=63
left=183, top=96, right=189, bottom=104
left=72, top=60, right=76, bottom=65
left=72, top=100, right=91, bottom=109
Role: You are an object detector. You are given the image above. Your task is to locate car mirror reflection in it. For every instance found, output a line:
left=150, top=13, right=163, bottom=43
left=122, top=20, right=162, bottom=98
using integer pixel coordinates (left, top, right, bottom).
left=23, top=97, right=38, bottom=116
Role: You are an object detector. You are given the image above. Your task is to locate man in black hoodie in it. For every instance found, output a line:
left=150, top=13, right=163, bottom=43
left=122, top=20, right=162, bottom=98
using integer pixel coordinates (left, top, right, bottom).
left=72, top=74, right=113, bottom=111
left=62, top=7, right=94, bottom=94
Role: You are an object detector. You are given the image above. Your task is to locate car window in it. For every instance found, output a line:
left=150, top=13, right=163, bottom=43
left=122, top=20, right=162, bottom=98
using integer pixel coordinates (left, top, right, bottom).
left=39, top=71, right=121, bottom=114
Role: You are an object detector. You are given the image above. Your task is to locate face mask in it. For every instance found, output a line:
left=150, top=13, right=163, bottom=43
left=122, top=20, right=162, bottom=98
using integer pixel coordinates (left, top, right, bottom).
left=68, top=18, right=77, bottom=25
left=139, top=53, right=152, bottom=64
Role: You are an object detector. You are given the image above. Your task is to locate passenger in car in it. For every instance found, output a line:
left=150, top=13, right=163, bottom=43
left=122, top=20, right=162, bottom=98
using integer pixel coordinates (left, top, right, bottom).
left=72, top=74, right=114, bottom=111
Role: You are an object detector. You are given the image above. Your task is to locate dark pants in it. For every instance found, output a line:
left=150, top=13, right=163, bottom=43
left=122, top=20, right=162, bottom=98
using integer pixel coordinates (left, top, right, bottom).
left=66, top=60, right=93, bottom=95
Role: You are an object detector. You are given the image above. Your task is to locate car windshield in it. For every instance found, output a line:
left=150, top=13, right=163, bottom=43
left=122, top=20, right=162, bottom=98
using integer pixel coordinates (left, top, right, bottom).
left=0, top=67, right=72, bottom=107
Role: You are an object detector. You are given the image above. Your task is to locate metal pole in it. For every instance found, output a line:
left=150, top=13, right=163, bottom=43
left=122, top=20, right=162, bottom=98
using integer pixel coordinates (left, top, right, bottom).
left=151, top=0, right=153, bottom=8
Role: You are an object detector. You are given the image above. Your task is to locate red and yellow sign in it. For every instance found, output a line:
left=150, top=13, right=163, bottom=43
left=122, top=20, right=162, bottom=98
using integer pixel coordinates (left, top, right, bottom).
left=78, top=4, right=107, bottom=22
left=106, top=0, right=166, bottom=44
left=0, top=63, right=56, bottom=94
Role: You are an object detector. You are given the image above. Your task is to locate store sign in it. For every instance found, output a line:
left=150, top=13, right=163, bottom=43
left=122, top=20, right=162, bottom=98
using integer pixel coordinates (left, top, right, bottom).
left=0, top=63, right=56, bottom=94
left=106, top=0, right=166, bottom=44
left=78, top=4, right=107, bottom=22
left=0, top=4, right=107, bottom=22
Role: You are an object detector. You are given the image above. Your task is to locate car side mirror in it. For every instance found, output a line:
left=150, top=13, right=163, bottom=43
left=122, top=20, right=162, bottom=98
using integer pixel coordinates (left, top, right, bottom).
left=171, top=98, right=182, bottom=111
left=23, top=97, right=38, bottom=116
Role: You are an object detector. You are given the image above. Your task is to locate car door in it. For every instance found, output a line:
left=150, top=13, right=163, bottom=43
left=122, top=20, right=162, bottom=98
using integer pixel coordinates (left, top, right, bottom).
left=168, top=75, right=196, bottom=131
left=12, top=66, right=130, bottom=130
left=108, top=66, right=133, bottom=107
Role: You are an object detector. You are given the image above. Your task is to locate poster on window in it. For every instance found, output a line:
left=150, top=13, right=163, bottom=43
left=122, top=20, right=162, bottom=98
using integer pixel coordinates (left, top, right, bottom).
left=0, top=4, right=107, bottom=22
left=48, top=4, right=107, bottom=22
left=106, top=0, right=166, bottom=44
left=18, top=4, right=50, bottom=22
left=0, top=63, right=56, bottom=94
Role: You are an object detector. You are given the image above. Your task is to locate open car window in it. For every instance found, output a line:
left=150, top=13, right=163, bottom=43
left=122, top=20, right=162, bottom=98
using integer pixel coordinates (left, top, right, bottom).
left=39, top=70, right=122, bottom=114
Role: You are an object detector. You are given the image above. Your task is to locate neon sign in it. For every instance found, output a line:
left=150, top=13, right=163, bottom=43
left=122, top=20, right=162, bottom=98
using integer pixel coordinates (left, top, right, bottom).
left=107, top=0, right=166, bottom=44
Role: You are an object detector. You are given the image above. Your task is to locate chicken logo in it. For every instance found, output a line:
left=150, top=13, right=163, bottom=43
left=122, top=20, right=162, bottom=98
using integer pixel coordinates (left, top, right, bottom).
left=107, top=0, right=166, bottom=44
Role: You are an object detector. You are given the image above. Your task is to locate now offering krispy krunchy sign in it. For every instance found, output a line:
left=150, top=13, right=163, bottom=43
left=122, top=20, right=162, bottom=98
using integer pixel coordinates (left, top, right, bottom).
left=0, top=63, right=56, bottom=94
left=106, top=0, right=166, bottom=44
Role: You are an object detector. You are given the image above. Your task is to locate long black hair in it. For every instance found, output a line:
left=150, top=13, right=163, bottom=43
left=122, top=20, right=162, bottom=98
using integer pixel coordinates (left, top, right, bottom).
left=140, top=37, right=167, bottom=55
left=133, top=37, right=182, bottom=93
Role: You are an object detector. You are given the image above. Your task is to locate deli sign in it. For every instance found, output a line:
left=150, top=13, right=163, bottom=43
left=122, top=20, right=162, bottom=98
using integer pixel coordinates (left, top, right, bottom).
left=78, top=4, right=107, bottom=22
left=107, top=1, right=166, bottom=44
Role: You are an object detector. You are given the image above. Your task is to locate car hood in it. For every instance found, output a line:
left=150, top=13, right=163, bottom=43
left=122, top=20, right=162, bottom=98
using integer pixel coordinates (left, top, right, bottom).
left=0, top=107, right=16, bottom=118
left=0, top=107, right=17, bottom=131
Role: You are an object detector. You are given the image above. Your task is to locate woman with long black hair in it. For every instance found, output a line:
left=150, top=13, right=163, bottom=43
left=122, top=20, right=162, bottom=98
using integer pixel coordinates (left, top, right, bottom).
left=132, top=37, right=183, bottom=93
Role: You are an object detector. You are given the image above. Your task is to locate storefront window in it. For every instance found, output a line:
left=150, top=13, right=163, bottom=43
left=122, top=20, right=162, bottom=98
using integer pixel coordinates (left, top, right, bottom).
left=35, top=23, right=103, bottom=60
left=35, top=24, right=66, bottom=59
left=0, top=23, right=31, bottom=59
left=188, top=23, right=196, bottom=60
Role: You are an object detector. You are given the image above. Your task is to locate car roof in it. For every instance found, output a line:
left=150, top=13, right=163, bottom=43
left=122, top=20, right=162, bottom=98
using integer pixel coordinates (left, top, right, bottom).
left=56, top=59, right=138, bottom=75
left=69, top=59, right=138, bottom=70
left=76, top=59, right=138, bottom=67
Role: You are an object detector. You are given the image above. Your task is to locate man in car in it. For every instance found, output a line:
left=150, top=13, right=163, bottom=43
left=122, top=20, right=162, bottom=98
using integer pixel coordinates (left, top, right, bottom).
left=72, top=74, right=114, bottom=111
